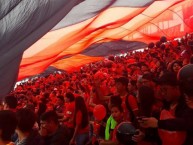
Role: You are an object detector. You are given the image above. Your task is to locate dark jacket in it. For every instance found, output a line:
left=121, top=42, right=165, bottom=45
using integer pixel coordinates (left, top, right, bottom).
left=15, top=130, right=45, bottom=145
left=44, top=125, right=70, bottom=145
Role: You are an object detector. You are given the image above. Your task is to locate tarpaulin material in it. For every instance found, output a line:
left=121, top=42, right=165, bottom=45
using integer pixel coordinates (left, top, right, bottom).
left=0, top=0, right=84, bottom=98
left=0, top=0, right=193, bottom=98
left=51, top=54, right=104, bottom=71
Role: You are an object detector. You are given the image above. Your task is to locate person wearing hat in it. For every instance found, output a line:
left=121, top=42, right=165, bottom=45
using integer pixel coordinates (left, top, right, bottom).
left=139, top=65, right=193, bottom=145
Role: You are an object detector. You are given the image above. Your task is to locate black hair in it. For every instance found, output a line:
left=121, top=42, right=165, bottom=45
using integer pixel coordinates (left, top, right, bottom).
left=160, top=36, right=167, bottom=43
left=43, top=93, right=50, bottom=99
left=66, top=92, right=75, bottom=102
left=57, top=95, right=64, bottom=102
left=115, top=76, right=128, bottom=87
left=160, top=43, right=166, bottom=50
left=40, top=111, right=59, bottom=125
left=4, top=95, right=18, bottom=109
left=170, top=60, right=182, bottom=72
left=16, top=108, right=36, bottom=132
left=73, top=96, right=89, bottom=128
left=111, top=104, right=123, bottom=113
left=110, top=95, right=122, bottom=106
left=0, top=110, right=18, bottom=141
left=140, top=63, right=148, bottom=68
left=142, top=73, right=154, bottom=81
left=159, top=72, right=179, bottom=86
left=129, top=80, right=137, bottom=86
left=178, top=65, right=193, bottom=97
left=148, top=42, right=155, bottom=49
left=155, top=41, right=161, bottom=48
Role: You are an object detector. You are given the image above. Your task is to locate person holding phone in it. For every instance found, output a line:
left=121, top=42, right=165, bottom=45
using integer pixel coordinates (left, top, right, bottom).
left=139, top=66, right=193, bottom=145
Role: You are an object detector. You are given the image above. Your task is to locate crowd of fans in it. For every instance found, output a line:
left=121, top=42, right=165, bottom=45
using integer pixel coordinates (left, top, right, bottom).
left=0, top=33, right=193, bottom=145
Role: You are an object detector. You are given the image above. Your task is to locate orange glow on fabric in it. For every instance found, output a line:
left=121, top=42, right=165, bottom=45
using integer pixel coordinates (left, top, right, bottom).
left=18, top=0, right=193, bottom=80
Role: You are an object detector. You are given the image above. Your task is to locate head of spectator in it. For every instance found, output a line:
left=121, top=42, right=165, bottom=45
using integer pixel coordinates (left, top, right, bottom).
left=128, top=63, right=138, bottom=72
left=115, top=63, right=125, bottom=76
left=128, top=80, right=137, bottom=96
left=158, top=72, right=181, bottom=103
left=108, top=95, right=122, bottom=110
left=15, top=108, right=40, bottom=145
left=148, top=42, right=155, bottom=49
left=141, top=73, right=155, bottom=88
left=160, top=36, right=167, bottom=43
left=108, top=55, right=115, bottom=61
left=104, top=60, right=113, bottom=69
left=3, top=95, right=17, bottom=111
left=40, top=111, right=59, bottom=136
left=156, top=60, right=166, bottom=73
left=40, top=111, right=70, bottom=145
left=115, top=77, right=129, bottom=96
left=140, top=63, right=149, bottom=74
left=136, top=75, right=143, bottom=89
left=160, top=43, right=166, bottom=51
left=65, top=92, right=75, bottom=103
left=178, top=64, right=193, bottom=109
left=155, top=41, right=162, bottom=48
left=16, top=108, right=36, bottom=134
left=56, top=95, right=64, bottom=106
left=152, top=56, right=160, bottom=64
left=0, top=110, right=18, bottom=145
left=170, top=60, right=183, bottom=74
left=111, top=104, right=123, bottom=123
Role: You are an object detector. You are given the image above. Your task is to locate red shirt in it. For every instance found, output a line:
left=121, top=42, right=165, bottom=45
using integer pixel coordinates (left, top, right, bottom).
left=64, top=102, right=75, bottom=128
left=121, top=95, right=138, bottom=121
left=158, top=107, right=186, bottom=145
